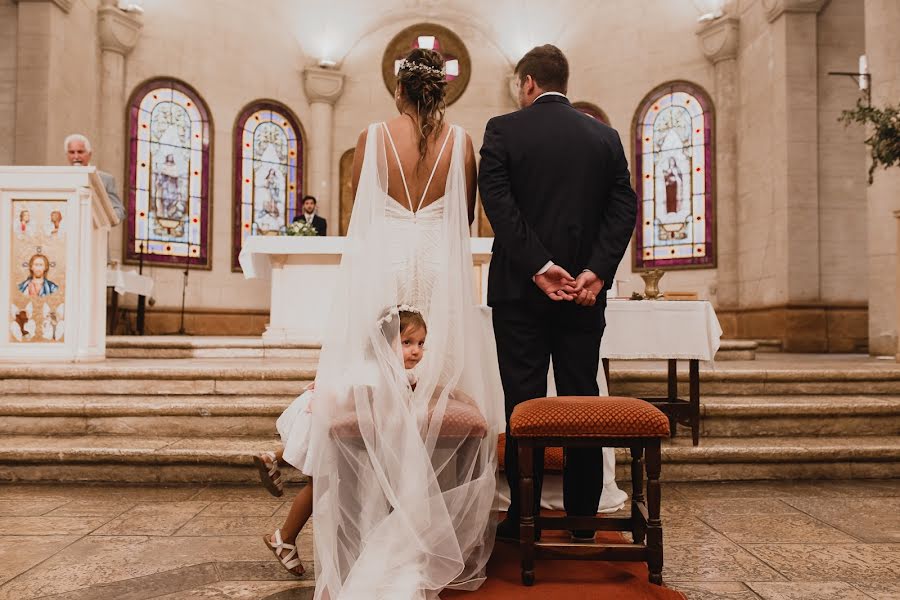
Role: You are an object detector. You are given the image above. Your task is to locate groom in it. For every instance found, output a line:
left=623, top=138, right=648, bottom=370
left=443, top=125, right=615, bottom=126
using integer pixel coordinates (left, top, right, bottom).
left=479, top=44, right=637, bottom=541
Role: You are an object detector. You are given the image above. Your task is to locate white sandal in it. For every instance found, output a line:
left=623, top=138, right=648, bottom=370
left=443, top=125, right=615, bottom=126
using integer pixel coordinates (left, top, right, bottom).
left=253, top=451, right=284, bottom=497
left=263, top=529, right=305, bottom=577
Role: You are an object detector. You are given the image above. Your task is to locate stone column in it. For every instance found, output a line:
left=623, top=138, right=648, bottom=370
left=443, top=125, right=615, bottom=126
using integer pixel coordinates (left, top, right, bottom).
left=760, top=0, right=828, bottom=351
left=303, top=67, right=345, bottom=233
left=696, top=15, right=739, bottom=316
left=866, top=0, right=900, bottom=355
left=12, top=0, right=72, bottom=164
left=97, top=0, right=142, bottom=261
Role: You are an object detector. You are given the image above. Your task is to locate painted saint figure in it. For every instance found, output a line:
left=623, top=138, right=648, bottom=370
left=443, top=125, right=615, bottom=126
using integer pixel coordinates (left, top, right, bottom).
left=18, top=254, right=59, bottom=298
left=154, top=153, right=183, bottom=221
left=48, top=210, right=63, bottom=237
left=255, top=168, right=284, bottom=233
left=663, top=157, right=683, bottom=214
left=16, top=209, right=32, bottom=236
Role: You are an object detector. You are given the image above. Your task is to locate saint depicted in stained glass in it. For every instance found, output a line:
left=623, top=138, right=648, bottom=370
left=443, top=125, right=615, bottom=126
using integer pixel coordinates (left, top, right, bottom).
left=125, top=79, right=211, bottom=268
left=633, top=82, right=716, bottom=270
left=232, top=102, right=302, bottom=270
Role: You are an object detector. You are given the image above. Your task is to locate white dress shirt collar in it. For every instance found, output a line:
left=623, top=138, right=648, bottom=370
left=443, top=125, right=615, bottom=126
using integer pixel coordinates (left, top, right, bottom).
left=533, top=91, right=568, bottom=104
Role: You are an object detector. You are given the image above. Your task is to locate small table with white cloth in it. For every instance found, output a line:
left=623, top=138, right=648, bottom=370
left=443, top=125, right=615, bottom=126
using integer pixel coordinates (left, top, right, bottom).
left=600, top=299, right=723, bottom=446
left=106, top=265, right=154, bottom=335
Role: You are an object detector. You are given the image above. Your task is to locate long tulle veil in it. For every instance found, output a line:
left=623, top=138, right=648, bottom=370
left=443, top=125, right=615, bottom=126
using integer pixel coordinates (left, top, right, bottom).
left=308, top=123, right=502, bottom=599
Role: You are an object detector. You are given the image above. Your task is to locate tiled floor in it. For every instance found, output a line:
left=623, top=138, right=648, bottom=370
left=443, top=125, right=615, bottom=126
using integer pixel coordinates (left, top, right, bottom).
left=0, top=480, right=897, bottom=599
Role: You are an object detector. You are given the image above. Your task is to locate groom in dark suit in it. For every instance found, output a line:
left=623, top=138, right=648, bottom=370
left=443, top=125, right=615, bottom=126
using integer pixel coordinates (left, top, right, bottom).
left=479, top=44, right=637, bottom=542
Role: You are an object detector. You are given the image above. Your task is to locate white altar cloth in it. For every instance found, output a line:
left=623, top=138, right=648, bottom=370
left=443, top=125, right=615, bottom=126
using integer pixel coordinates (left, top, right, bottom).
left=106, top=267, right=153, bottom=297
left=239, top=235, right=493, bottom=343
left=600, top=299, right=722, bottom=361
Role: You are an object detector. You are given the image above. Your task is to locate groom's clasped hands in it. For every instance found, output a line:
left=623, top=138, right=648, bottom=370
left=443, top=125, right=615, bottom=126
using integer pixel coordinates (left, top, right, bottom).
left=534, top=265, right=604, bottom=306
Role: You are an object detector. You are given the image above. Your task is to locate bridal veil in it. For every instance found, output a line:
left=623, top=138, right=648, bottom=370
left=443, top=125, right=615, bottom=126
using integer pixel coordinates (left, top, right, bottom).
left=308, top=123, right=503, bottom=599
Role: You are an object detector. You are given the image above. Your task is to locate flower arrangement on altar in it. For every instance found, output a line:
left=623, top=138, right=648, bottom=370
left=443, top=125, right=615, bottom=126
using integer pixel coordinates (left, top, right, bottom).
left=284, top=220, right=319, bottom=237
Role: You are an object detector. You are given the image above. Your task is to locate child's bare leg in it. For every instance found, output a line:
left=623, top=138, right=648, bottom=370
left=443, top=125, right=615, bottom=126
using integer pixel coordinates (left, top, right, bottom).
left=275, top=479, right=313, bottom=543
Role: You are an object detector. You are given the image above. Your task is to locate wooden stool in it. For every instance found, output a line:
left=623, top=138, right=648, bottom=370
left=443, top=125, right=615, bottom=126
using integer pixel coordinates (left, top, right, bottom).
left=510, top=396, right=670, bottom=585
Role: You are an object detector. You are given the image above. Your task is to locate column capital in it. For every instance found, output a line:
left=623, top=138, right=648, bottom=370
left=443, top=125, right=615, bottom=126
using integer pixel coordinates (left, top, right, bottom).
left=696, top=16, right=739, bottom=64
left=761, top=0, right=829, bottom=22
left=303, top=67, right=345, bottom=105
left=98, top=3, right=143, bottom=56
left=12, top=0, right=72, bottom=13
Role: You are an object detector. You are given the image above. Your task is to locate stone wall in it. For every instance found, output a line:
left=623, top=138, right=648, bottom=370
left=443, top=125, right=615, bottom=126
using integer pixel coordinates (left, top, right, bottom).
left=14, top=0, right=100, bottom=166
left=817, top=0, right=867, bottom=306
left=0, top=0, right=17, bottom=165
left=865, top=0, right=900, bottom=355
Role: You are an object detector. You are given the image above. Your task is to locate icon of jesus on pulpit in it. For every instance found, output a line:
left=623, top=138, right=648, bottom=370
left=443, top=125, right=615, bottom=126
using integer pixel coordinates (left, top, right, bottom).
left=18, top=254, right=59, bottom=298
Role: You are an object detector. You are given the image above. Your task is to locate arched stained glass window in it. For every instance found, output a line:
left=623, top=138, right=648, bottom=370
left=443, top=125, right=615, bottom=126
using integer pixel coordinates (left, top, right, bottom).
left=633, top=81, right=716, bottom=270
left=125, top=79, right=212, bottom=268
left=232, top=101, right=303, bottom=270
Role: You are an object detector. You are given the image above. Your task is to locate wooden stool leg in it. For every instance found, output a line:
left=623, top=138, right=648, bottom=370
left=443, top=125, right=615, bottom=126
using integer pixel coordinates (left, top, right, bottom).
left=518, top=441, right=536, bottom=586
left=667, top=359, right=678, bottom=437
left=690, top=359, right=700, bottom=446
left=630, top=445, right=646, bottom=545
left=646, top=439, right=663, bottom=585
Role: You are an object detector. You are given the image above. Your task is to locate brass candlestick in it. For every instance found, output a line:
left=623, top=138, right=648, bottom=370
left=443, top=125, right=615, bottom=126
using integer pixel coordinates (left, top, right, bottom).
left=640, top=270, right=665, bottom=299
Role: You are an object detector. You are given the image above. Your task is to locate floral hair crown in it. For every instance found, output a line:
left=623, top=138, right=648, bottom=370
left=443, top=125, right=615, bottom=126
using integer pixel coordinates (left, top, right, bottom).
left=398, top=59, right=445, bottom=78
left=377, top=304, right=423, bottom=327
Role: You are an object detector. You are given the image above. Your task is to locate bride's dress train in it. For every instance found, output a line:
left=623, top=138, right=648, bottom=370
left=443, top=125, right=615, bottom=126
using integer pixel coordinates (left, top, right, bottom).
left=307, top=123, right=503, bottom=600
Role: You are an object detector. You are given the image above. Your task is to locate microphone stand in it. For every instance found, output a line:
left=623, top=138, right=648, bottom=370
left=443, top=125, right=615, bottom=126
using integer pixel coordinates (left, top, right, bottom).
left=137, top=241, right=146, bottom=335
left=178, top=246, right=190, bottom=335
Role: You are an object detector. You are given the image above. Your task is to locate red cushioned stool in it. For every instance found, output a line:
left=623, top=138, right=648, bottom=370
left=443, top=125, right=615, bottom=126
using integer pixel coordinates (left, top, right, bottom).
left=509, top=396, right=670, bottom=586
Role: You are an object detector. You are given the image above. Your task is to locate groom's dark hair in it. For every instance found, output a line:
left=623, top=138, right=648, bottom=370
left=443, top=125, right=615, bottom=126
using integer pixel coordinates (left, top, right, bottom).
left=515, top=45, right=568, bottom=93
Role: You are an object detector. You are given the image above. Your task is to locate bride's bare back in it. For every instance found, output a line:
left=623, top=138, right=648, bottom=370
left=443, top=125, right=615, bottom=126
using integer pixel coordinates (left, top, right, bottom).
left=351, top=115, right=478, bottom=224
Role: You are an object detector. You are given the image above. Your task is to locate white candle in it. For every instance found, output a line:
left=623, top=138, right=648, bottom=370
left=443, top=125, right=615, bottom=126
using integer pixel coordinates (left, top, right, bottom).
left=859, top=55, right=869, bottom=90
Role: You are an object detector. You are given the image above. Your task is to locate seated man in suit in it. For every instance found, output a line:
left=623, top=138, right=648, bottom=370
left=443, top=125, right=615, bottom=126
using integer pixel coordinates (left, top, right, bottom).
left=64, top=133, right=126, bottom=224
left=292, top=195, right=327, bottom=236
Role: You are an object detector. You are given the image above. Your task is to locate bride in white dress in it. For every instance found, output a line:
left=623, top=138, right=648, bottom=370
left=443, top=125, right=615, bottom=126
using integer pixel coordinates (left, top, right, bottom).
left=292, top=49, right=504, bottom=600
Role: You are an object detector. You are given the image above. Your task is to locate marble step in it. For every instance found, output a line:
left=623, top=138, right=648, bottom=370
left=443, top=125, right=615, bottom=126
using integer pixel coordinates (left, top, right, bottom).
left=0, top=434, right=896, bottom=483
left=104, top=336, right=758, bottom=360
left=106, top=336, right=320, bottom=359
left=0, top=395, right=291, bottom=437
left=694, top=395, right=900, bottom=437
left=2, top=394, right=898, bottom=438
left=5, top=363, right=900, bottom=396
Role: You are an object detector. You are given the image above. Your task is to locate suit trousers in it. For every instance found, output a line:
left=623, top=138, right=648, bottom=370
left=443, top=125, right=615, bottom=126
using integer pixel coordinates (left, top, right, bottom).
left=493, top=294, right=606, bottom=520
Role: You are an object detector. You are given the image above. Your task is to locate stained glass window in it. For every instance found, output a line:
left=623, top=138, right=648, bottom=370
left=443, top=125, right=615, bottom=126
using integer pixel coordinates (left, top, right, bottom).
left=633, top=82, right=715, bottom=270
left=125, top=79, right=212, bottom=268
left=232, top=101, right=303, bottom=270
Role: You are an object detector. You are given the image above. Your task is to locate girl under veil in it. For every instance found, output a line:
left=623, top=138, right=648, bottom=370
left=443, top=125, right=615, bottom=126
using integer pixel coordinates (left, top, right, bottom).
left=267, top=48, right=504, bottom=599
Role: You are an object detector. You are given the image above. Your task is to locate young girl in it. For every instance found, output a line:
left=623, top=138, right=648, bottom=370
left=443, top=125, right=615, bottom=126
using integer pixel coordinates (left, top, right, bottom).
left=259, top=306, right=428, bottom=576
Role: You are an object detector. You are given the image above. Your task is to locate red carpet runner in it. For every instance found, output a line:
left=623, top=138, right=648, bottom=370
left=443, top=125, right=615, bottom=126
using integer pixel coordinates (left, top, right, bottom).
left=444, top=531, right=686, bottom=600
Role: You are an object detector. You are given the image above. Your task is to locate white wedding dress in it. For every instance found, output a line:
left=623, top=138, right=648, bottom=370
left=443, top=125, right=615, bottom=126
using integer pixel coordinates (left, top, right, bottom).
left=307, top=122, right=504, bottom=600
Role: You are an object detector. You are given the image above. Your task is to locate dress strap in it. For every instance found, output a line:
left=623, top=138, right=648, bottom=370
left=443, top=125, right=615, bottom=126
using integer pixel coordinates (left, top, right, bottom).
left=381, top=122, right=414, bottom=212
left=416, top=127, right=454, bottom=212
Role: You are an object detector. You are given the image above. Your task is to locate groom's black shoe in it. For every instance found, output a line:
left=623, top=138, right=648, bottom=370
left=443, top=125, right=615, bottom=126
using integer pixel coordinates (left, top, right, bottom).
left=570, top=530, right=596, bottom=543
left=496, top=518, right=541, bottom=543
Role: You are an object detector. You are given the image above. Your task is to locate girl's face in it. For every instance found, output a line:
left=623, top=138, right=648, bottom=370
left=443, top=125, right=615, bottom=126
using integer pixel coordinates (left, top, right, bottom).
left=400, top=325, right=426, bottom=369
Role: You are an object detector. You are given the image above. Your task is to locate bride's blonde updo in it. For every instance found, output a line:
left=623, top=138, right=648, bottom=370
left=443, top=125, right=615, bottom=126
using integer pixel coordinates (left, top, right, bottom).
left=396, top=48, right=447, bottom=162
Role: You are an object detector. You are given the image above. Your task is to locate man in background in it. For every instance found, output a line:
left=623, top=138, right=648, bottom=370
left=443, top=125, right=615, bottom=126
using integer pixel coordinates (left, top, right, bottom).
left=64, top=133, right=126, bottom=223
left=292, top=195, right=327, bottom=236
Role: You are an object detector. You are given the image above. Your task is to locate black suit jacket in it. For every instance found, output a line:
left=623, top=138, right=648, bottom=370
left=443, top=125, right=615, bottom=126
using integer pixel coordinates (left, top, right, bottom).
left=478, top=95, right=637, bottom=305
left=292, top=214, right=327, bottom=237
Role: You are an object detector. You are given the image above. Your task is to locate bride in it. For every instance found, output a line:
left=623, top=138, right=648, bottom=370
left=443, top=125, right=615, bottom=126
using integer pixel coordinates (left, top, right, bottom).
left=303, top=48, right=504, bottom=599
